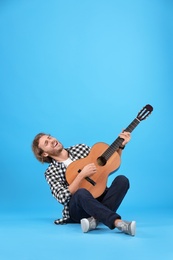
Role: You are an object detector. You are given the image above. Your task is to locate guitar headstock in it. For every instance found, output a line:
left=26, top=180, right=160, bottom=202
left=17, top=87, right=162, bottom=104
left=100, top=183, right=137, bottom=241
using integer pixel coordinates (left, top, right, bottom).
left=137, top=104, right=153, bottom=121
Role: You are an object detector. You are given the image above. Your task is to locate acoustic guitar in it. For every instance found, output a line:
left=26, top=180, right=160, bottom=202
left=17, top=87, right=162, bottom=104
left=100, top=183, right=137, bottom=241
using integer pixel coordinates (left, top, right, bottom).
left=66, top=104, right=153, bottom=198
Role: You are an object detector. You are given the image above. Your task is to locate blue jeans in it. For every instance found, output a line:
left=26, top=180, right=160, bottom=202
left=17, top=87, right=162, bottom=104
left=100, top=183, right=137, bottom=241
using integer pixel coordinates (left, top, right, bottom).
left=69, top=175, right=130, bottom=229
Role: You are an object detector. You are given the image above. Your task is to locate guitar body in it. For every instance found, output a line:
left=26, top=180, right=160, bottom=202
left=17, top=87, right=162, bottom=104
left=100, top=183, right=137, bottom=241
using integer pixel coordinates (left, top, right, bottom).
left=66, top=142, right=121, bottom=198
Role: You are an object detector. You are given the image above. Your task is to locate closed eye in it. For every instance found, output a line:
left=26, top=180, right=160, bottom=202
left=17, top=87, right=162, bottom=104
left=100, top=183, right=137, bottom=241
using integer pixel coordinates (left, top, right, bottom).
left=44, top=140, right=48, bottom=146
left=44, top=135, right=51, bottom=146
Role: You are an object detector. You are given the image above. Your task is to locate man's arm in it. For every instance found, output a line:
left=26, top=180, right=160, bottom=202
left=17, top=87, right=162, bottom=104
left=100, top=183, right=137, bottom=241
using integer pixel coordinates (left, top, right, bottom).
left=45, top=165, right=71, bottom=205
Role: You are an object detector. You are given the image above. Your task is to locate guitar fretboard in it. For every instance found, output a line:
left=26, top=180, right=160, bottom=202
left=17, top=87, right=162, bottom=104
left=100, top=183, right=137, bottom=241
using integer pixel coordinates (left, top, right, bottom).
left=102, top=118, right=140, bottom=161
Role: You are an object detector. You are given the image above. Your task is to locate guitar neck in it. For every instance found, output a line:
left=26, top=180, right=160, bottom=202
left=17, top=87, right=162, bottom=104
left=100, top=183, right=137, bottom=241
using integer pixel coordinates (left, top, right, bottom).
left=102, top=117, right=141, bottom=160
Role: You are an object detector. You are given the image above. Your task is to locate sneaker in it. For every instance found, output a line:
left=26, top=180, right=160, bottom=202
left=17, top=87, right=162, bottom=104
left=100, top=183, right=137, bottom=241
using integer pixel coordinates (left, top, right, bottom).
left=80, top=217, right=98, bottom=233
left=116, top=220, right=136, bottom=236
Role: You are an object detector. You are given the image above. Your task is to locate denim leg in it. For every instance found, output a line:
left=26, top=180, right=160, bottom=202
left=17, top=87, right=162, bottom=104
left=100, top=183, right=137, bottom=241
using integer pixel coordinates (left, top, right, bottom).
left=69, top=188, right=121, bottom=229
left=101, top=175, right=130, bottom=212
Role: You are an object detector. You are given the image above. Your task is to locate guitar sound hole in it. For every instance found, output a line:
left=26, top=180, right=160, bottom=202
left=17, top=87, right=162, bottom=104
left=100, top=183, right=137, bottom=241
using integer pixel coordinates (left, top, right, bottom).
left=97, top=156, right=107, bottom=166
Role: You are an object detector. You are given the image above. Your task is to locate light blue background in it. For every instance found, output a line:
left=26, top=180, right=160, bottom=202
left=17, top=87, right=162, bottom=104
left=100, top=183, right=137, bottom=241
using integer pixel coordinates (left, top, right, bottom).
left=0, top=0, right=173, bottom=218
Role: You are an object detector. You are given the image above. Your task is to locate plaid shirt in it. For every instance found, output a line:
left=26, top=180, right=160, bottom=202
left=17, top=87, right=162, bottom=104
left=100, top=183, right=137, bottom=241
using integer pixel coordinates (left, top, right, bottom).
left=44, top=144, right=91, bottom=224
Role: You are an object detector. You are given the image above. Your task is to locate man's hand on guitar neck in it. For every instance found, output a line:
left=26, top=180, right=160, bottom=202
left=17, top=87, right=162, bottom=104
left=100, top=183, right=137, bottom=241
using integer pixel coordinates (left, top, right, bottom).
left=119, top=130, right=131, bottom=147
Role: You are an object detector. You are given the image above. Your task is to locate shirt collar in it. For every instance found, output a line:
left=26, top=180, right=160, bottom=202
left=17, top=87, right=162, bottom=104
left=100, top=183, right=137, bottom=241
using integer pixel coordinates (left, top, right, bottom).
left=51, top=148, right=74, bottom=166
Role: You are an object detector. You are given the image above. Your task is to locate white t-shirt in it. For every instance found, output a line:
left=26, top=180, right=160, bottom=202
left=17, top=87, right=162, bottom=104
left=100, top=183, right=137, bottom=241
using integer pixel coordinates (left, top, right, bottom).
left=63, top=158, right=73, bottom=167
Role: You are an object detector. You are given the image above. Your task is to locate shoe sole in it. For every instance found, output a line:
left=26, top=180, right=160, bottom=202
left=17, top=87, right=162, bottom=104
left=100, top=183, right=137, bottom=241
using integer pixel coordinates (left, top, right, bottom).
left=130, top=221, right=136, bottom=236
left=80, top=219, right=89, bottom=233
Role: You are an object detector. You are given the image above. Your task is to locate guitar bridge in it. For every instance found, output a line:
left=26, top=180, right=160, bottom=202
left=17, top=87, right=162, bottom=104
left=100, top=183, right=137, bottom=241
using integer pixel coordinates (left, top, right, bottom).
left=85, top=176, right=96, bottom=186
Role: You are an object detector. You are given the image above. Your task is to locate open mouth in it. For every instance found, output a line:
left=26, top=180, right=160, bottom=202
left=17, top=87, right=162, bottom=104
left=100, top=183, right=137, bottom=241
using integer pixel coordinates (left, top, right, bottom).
left=54, top=141, right=58, bottom=147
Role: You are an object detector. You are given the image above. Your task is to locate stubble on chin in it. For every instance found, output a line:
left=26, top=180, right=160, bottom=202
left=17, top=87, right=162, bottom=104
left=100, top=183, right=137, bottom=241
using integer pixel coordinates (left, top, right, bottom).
left=51, top=144, right=64, bottom=156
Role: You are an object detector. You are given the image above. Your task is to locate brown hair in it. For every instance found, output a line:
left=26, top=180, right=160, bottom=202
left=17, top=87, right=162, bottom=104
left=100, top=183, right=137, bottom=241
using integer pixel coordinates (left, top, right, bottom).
left=32, top=133, right=52, bottom=163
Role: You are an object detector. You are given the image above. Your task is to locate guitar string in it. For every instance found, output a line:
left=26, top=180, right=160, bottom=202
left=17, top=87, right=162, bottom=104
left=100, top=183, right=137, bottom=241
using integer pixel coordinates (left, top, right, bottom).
left=104, top=119, right=140, bottom=159
left=102, top=119, right=140, bottom=161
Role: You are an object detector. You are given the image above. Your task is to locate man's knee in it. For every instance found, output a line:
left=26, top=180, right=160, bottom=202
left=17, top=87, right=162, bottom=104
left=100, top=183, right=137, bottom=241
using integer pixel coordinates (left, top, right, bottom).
left=115, top=175, right=130, bottom=189
left=73, top=188, right=91, bottom=200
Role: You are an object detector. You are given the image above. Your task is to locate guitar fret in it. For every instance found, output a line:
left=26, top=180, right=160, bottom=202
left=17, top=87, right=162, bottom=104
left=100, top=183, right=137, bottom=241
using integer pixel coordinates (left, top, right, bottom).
left=125, top=119, right=139, bottom=132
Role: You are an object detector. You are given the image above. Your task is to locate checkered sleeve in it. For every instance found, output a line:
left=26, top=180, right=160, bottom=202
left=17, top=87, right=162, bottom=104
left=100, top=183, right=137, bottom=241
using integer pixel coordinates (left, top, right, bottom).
left=45, top=164, right=71, bottom=205
left=69, top=144, right=91, bottom=159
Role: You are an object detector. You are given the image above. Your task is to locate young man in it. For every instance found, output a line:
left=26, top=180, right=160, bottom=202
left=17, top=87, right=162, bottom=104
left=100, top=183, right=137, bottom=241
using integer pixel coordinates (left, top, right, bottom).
left=32, top=131, right=136, bottom=236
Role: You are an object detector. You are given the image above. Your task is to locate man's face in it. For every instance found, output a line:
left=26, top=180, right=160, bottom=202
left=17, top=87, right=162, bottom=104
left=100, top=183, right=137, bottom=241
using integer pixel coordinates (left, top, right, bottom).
left=38, top=135, right=64, bottom=158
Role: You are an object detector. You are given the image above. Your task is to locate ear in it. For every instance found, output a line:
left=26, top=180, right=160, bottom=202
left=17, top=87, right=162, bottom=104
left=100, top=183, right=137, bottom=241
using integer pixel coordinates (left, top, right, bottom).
left=42, top=152, right=49, bottom=158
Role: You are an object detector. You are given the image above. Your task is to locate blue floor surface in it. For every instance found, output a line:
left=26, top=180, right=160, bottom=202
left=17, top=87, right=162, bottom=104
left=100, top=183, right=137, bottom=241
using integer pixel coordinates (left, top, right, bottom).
left=0, top=208, right=173, bottom=260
